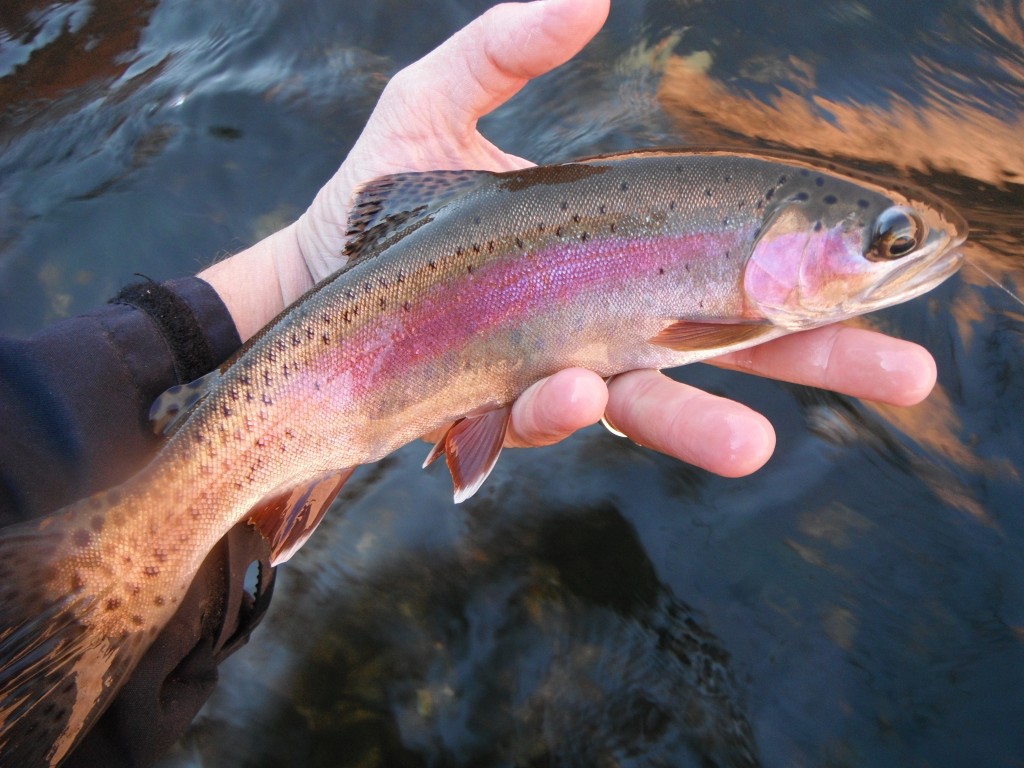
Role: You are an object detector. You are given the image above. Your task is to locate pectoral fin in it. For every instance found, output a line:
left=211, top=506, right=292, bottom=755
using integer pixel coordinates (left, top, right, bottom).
left=649, top=321, right=773, bottom=352
left=423, top=406, right=511, bottom=503
left=246, top=468, right=356, bottom=565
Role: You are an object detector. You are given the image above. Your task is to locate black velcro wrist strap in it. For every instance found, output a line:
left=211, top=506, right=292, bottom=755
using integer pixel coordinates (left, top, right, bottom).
left=112, top=279, right=216, bottom=384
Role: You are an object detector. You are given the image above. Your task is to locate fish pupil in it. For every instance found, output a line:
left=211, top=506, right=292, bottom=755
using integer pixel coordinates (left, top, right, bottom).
left=867, top=206, right=925, bottom=262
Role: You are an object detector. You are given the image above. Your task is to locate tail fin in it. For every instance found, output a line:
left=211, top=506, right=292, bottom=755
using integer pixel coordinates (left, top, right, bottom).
left=0, top=521, right=149, bottom=767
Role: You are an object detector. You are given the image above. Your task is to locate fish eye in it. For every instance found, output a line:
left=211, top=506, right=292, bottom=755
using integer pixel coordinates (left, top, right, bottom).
left=867, top=206, right=926, bottom=262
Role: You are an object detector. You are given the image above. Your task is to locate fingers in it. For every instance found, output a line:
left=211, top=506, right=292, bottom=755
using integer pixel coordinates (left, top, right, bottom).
left=710, top=325, right=938, bottom=407
left=604, top=370, right=777, bottom=477
left=505, top=368, right=608, bottom=448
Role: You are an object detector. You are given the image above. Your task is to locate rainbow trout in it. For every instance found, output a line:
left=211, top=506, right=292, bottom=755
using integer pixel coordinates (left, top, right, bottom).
left=0, top=149, right=964, bottom=765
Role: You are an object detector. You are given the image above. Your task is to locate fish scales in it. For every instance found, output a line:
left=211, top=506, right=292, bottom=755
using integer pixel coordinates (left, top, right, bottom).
left=0, top=149, right=965, bottom=766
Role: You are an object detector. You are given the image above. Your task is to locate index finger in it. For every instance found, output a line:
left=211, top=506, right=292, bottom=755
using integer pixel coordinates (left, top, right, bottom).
left=710, top=325, right=938, bottom=406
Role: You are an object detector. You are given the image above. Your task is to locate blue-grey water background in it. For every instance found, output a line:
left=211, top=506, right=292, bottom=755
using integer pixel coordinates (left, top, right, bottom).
left=2, top=1, right=1023, bottom=766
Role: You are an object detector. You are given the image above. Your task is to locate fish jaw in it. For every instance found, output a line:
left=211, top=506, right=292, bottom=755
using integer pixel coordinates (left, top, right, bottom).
left=743, top=202, right=965, bottom=330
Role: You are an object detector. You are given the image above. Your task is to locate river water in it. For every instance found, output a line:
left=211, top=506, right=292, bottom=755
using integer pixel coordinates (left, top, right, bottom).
left=2, top=1, right=1022, bottom=766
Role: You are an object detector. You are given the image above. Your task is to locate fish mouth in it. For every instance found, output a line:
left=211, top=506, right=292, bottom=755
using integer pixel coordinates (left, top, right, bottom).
left=862, top=238, right=965, bottom=308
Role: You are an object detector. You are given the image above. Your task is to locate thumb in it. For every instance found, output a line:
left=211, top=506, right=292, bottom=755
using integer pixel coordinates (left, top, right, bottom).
left=398, top=0, right=610, bottom=130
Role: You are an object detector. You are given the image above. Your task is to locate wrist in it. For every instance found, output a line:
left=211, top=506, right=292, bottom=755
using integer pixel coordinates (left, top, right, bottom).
left=198, top=223, right=313, bottom=343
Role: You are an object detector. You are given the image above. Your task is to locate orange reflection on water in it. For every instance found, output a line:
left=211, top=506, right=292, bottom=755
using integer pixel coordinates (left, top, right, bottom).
left=657, top=52, right=1024, bottom=187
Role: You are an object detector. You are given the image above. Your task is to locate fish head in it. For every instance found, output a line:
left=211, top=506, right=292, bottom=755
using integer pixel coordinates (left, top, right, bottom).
left=742, top=169, right=966, bottom=329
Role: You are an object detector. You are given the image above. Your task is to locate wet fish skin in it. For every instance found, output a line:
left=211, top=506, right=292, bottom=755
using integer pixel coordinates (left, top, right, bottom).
left=0, top=149, right=965, bottom=766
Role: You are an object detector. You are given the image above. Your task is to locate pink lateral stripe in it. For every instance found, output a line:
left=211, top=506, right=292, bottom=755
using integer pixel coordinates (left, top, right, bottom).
left=349, top=230, right=748, bottom=393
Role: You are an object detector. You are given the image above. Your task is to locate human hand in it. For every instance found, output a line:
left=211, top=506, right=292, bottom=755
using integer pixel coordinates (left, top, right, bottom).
left=205, top=0, right=938, bottom=477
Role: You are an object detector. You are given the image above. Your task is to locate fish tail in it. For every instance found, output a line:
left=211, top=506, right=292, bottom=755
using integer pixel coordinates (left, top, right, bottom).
left=0, top=518, right=148, bottom=767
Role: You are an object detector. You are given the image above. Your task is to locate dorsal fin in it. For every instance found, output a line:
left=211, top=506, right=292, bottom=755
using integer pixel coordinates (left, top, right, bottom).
left=344, top=169, right=494, bottom=261
left=148, top=369, right=221, bottom=436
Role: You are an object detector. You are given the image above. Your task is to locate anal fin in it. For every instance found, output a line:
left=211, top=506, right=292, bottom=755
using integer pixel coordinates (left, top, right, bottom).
left=246, top=468, right=356, bottom=565
left=423, top=406, right=511, bottom=504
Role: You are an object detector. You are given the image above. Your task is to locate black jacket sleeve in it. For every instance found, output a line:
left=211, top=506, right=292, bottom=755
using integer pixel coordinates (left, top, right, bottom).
left=0, top=277, right=276, bottom=767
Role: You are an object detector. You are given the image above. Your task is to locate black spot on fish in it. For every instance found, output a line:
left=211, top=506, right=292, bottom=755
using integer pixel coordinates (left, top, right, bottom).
left=793, top=191, right=809, bottom=202
left=343, top=310, right=351, bottom=323
left=778, top=175, right=788, bottom=185
left=403, top=301, right=411, bottom=312
left=515, top=237, right=524, bottom=249
left=322, top=332, right=330, bottom=345
left=222, top=404, right=232, bottom=417
left=262, top=393, right=273, bottom=406
left=823, top=194, right=838, bottom=205
left=725, top=173, right=733, bottom=183
left=473, top=216, right=481, bottom=225
left=609, top=223, right=616, bottom=233
left=815, top=176, right=825, bottom=186
left=456, top=246, right=463, bottom=256
left=658, top=267, right=665, bottom=275
left=229, top=388, right=239, bottom=401
left=428, top=261, right=437, bottom=271
left=765, top=188, right=775, bottom=201
left=472, top=243, right=480, bottom=253
left=858, top=199, right=870, bottom=208
left=467, top=264, right=474, bottom=274
left=131, top=615, right=144, bottom=626
left=306, top=328, right=315, bottom=340
left=488, top=240, right=495, bottom=251
left=669, top=200, right=676, bottom=211
left=599, top=204, right=607, bottom=214
left=620, top=181, right=629, bottom=192
left=72, top=529, right=90, bottom=548
left=685, top=263, right=691, bottom=272
left=71, top=571, right=85, bottom=590
left=155, top=595, right=166, bottom=606
left=105, top=597, right=121, bottom=611
left=581, top=232, right=589, bottom=242
left=345, top=289, right=355, bottom=300
left=379, top=297, right=386, bottom=309
left=572, top=213, right=580, bottom=223
left=154, top=549, right=168, bottom=562
left=143, top=565, right=159, bottom=577
left=814, top=221, right=824, bottom=232
left=397, top=272, right=405, bottom=284
left=723, top=217, right=731, bottom=227
left=263, top=370, right=272, bottom=385
left=555, top=226, right=563, bottom=237
left=705, top=188, right=713, bottom=197
left=560, top=201, right=569, bottom=211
